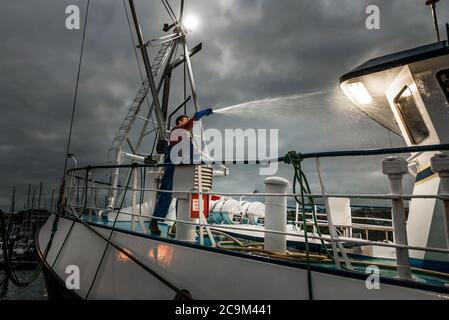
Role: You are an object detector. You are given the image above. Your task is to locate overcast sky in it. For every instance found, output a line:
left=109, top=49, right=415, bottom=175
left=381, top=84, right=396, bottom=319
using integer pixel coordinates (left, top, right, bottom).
left=1, top=0, right=448, bottom=210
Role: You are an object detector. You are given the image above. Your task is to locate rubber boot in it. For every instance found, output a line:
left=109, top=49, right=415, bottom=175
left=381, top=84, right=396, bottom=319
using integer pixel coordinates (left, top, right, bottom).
left=150, top=219, right=161, bottom=235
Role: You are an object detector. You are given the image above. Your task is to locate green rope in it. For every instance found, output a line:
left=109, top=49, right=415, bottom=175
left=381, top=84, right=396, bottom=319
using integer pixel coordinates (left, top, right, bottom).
left=284, top=152, right=312, bottom=299
left=284, top=151, right=343, bottom=299
left=298, top=161, right=313, bottom=299
left=284, top=152, right=334, bottom=260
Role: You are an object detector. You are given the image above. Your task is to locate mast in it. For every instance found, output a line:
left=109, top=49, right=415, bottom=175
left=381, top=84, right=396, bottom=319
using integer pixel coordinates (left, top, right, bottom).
left=127, top=0, right=168, bottom=139
left=26, top=184, right=31, bottom=211
left=9, top=186, right=15, bottom=213
left=183, top=38, right=200, bottom=112
left=38, top=181, right=43, bottom=209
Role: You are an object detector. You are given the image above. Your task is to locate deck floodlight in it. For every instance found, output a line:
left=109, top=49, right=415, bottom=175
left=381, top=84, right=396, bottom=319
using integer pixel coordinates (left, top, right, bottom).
left=344, top=82, right=372, bottom=105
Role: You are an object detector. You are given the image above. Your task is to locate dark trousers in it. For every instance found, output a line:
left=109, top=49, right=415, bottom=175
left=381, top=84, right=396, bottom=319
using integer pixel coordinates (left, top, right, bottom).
left=152, top=143, right=195, bottom=221
left=153, top=149, right=175, bottom=220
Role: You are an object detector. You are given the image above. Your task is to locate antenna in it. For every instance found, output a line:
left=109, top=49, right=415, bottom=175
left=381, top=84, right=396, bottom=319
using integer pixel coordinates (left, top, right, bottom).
left=9, top=186, right=15, bottom=213
left=38, top=181, right=43, bottom=209
left=26, top=184, right=31, bottom=211
left=426, top=0, right=441, bottom=42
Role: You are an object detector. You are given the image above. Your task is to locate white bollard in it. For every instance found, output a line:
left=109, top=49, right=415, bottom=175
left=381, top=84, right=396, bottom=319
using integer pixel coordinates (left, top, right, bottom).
left=173, top=166, right=200, bottom=243
left=430, top=153, right=449, bottom=252
left=264, top=177, right=290, bottom=254
left=382, top=157, right=412, bottom=280
left=175, top=195, right=197, bottom=242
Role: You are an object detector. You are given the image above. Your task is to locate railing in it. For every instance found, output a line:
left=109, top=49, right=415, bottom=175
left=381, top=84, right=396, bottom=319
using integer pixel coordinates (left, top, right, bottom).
left=58, top=143, right=449, bottom=284
left=291, top=205, right=394, bottom=241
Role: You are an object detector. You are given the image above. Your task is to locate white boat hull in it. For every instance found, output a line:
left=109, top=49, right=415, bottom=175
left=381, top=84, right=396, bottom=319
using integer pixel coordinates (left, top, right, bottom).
left=36, top=214, right=449, bottom=300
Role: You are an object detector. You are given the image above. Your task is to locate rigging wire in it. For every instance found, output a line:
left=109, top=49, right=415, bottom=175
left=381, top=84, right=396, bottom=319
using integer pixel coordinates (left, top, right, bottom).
left=61, top=0, right=90, bottom=178
left=179, top=0, right=187, bottom=114
left=123, top=0, right=144, bottom=82
left=83, top=164, right=191, bottom=299
left=161, top=0, right=178, bottom=25
left=57, top=0, right=90, bottom=213
left=164, top=0, right=178, bottom=20
left=85, top=165, right=137, bottom=298
left=43, top=0, right=91, bottom=291
left=183, top=62, right=187, bottom=114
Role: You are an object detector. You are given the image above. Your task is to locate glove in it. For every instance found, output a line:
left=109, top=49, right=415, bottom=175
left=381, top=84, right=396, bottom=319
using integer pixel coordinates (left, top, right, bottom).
left=194, top=108, right=213, bottom=120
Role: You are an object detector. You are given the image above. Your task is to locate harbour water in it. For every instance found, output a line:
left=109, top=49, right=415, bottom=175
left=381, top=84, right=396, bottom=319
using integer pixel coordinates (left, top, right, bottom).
left=0, top=270, right=47, bottom=300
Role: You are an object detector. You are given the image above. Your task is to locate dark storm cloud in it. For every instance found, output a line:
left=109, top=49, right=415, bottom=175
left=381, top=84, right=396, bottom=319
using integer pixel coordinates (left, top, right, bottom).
left=0, top=0, right=448, bottom=209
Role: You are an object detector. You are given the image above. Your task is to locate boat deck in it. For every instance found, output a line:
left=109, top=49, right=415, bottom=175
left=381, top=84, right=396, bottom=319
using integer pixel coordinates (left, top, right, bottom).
left=81, top=212, right=449, bottom=290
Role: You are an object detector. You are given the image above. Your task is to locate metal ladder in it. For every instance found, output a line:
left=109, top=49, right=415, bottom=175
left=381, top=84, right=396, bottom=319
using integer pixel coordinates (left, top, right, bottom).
left=108, top=41, right=173, bottom=162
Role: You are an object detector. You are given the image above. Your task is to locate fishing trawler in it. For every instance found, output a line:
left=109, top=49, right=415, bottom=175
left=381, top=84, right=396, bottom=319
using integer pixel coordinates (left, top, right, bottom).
left=36, top=0, right=449, bottom=299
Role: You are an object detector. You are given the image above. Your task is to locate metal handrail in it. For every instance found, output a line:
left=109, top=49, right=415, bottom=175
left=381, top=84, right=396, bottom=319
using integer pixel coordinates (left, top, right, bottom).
left=71, top=143, right=449, bottom=177
left=66, top=204, right=449, bottom=256
left=59, top=143, right=449, bottom=281
left=279, top=143, right=449, bottom=161
left=64, top=143, right=449, bottom=173
left=63, top=184, right=445, bottom=200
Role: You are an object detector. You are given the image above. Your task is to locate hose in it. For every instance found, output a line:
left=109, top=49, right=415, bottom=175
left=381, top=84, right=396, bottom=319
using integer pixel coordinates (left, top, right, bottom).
left=340, top=259, right=449, bottom=280
left=211, top=229, right=329, bottom=261
left=211, top=229, right=449, bottom=283
left=284, top=151, right=315, bottom=299
left=217, top=240, right=330, bottom=261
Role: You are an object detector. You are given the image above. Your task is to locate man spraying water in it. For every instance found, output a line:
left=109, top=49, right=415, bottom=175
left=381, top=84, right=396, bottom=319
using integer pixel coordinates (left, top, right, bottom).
left=150, top=107, right=213, bottom=235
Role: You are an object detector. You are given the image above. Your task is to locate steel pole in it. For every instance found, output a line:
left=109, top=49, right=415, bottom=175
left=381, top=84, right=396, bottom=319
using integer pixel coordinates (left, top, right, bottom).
left=430, top=3, right=441, bottom=42
left=183, top=38, right=200, bottom=112
left=128, top=0, right=168, bottom=138
left=50, top=189, right=55, bottom=213
left=431, top=154, right=449, bottom=253
left=382, top=157, right=412, bottom=280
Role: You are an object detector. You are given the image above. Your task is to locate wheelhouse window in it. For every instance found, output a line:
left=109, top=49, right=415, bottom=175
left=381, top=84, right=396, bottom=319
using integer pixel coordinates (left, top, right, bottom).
left=437, top=69, right=449, bottom=103
left=394, top=86, right=429, bottom=145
